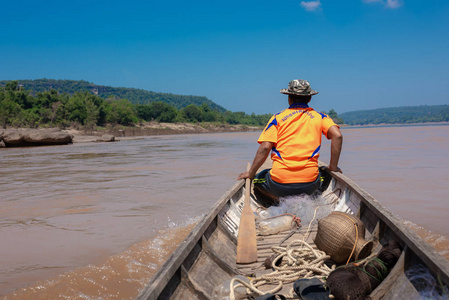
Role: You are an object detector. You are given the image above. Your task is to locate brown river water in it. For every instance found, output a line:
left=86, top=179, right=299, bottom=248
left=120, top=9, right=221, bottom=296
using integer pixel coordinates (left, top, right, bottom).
left=1, top=124, right=449, bottom=299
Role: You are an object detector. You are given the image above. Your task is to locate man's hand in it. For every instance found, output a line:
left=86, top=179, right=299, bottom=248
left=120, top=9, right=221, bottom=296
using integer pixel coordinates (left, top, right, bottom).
left=237, top=141, right=273, bottom=181
left=237, top=171, right=253, bottom=180
left=327, top=165, right=342, bottom=173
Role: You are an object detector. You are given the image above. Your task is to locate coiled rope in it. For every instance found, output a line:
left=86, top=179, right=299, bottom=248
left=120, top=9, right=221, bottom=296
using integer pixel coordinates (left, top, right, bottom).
left=229, top=239, right=334, bottom=299
left=229, top=190, right=342, bottom=299
left=230, top=206, right=335, bottom=299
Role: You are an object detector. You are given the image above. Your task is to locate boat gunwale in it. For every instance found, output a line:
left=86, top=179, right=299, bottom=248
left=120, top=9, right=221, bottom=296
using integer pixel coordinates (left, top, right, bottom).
left=136, top=179, right=245, bottom=299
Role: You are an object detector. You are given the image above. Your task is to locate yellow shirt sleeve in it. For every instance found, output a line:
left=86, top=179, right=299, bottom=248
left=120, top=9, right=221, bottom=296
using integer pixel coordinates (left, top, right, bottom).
left=322, top=114, right=339, bottom=139
left=258, top=114, right=278, bottom=144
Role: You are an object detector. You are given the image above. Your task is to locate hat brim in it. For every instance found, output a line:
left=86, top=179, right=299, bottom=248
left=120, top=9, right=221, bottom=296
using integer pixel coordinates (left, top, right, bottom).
left=280, top=88, right=319, bottom=96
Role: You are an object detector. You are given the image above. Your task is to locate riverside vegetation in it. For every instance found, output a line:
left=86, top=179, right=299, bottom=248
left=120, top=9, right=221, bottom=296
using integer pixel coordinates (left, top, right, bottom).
left=0, top=80, right=273, bottom=131
left=1, top=80, right=344, bottom=135
left=2, top=79, right=445, bottom=132
left=339, top=105, right=449, bottom=125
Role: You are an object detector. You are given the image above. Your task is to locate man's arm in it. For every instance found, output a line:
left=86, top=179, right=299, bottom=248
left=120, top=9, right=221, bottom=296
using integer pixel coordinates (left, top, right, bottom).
left=327, top=125, right=343, bottom=173
left=237, top=141, right=273, bottom=180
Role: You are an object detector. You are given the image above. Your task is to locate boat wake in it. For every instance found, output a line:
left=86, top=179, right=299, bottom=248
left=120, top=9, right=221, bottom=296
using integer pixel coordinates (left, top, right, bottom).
left=404, top=220, right=449, bottom=261
left=3, top=217, right=200, bottom=300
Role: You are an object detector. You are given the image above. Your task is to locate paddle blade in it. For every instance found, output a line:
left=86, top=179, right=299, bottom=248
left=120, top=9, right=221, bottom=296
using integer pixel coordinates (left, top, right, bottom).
left=236, top=164, right=258, bottom=264
left=236, top=203, right=258, bottom=263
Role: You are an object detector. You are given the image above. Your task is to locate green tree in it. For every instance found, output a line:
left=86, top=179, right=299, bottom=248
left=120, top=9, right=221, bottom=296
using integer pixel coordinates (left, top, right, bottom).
left=103, top=98, right=138, bottom=125
left=200, top=103, right=218, bottom=122
left=225, top=111, right=248, bottom=125
left=84, top=99, right=100, bottom=131
left=52, top=94, right=71, bottom=128
left=181, top=104, right=203, bottom=122
left=136, top=104, right=153, bottom=121
left=327, top=109, right=344, bottom=124
left=23, top=109, right=40, bottom=128
left=0, top=98, right=23, bottom=128
left=149, top=102, right=178, bottom=122
left=35, top=89, right=59, bottom=108
left=158, top=106, right=178, bottom=122
left=66, top=93, right=87, bottom=124
left=5, top=80, right=19, bottom=91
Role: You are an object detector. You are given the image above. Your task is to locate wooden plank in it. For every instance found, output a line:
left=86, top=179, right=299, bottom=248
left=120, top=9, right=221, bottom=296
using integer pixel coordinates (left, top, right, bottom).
left=218, top=217, right=238, bottom=245
left=180, top=265, right=209, bottom=300
left=202, top=236, right=240, bottom=277
left=186, top=246, right=236, bottom=297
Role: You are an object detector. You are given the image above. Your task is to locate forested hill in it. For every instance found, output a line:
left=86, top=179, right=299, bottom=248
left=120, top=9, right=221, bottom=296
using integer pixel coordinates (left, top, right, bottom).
left=339, top=105, right=449, bottom=125
left=0, top=79, right=226, bottom=112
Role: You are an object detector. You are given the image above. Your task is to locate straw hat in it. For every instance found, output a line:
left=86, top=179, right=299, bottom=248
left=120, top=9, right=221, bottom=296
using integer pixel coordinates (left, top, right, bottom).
left=280, top=79, right=318, bottom=96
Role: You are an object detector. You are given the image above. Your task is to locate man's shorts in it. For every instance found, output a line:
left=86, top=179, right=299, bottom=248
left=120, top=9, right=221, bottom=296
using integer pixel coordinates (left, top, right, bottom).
left=253, top=168, right=320, bottom=206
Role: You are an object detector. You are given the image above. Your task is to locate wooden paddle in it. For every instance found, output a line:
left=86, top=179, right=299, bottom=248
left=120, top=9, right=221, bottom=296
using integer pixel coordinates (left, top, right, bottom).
left=236, top=163, right=258, bottom=264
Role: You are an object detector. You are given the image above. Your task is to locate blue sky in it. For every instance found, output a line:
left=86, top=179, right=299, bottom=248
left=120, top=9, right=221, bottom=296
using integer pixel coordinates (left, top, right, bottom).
left=1, top=0, right=448, bottom=114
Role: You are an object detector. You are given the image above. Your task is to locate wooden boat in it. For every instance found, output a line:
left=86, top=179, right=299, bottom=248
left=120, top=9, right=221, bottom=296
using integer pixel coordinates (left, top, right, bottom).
left=137, top=163, right=449, bottom=299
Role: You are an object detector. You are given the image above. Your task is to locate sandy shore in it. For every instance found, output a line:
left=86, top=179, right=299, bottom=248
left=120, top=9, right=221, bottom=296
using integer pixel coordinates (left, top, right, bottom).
left=64, top=122, right=262, bottom=143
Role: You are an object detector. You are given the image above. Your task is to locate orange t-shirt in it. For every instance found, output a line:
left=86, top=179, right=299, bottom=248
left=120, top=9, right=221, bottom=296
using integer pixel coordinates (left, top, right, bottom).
left=258, top=103, right=338, bottom=183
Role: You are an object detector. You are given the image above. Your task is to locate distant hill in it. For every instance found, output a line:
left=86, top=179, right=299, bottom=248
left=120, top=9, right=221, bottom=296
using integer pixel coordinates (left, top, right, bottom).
left=0, top=79, right=227, bottom=112
left=339, top=105, right=449, bottom=125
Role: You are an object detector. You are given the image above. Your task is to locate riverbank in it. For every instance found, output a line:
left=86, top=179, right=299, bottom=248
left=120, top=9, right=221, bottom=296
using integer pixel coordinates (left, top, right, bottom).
left=342, top=121, right=449, bottom=128
left=65, top=122, right=263, bottom=143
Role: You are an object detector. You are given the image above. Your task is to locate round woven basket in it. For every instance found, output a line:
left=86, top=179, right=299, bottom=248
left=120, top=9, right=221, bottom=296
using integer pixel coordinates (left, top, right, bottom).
left=314, top=212, right=373, bottom=264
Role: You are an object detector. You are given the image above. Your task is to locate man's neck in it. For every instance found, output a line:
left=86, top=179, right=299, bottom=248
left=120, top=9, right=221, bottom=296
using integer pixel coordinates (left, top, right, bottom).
left=289, top=103, right=309, bottom=109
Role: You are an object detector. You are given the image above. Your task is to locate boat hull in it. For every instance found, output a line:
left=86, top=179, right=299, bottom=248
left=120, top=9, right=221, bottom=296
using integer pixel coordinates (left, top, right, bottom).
left=137, top=165, right=449, bottom=299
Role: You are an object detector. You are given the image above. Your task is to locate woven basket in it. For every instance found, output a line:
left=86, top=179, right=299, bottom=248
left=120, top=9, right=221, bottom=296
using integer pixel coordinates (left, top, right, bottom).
left=314, top=212, right=373, bottom=264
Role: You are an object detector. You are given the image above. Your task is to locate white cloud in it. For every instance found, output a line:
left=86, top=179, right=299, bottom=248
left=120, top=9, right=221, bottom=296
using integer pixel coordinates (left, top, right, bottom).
left=385, top=0, right=403, bottom=8
left=300, top=0, right=321, bottom=11
left=362, top=0, right=403, bottom=8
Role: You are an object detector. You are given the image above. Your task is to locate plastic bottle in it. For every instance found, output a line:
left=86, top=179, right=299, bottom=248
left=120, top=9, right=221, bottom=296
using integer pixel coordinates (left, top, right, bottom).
left=211, top=275, right=250, bottom=300
left=258, top=215, right=294, bottom=236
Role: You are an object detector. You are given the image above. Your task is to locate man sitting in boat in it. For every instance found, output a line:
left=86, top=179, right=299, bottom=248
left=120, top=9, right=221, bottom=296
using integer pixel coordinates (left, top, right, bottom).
left=237, top=79, right=343, bottom=207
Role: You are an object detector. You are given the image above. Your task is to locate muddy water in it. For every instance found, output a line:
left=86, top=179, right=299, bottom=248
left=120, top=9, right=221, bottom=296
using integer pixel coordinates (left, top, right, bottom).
left=1, top=125, right=449, bottom=299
